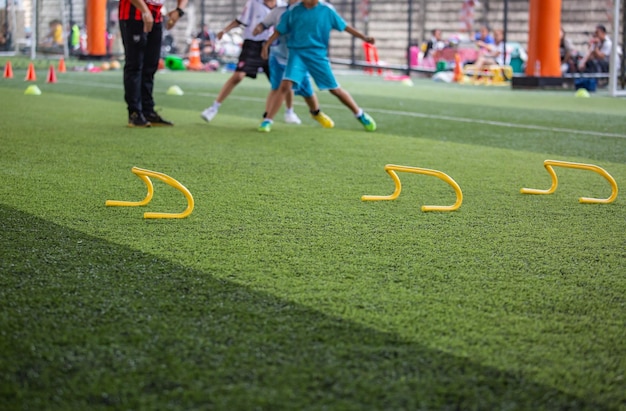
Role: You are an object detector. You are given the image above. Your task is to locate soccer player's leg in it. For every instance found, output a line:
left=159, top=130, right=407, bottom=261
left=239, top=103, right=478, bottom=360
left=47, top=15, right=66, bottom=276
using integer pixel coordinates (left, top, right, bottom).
left=266, top=54, right=300, bottom=125
left=260, top=54, right=287, bottom=132
left=259, top=79, right=295, bottom=132
left=296, top=74, right=334, bottom=129
left=306, top=54, right=376, bottom=132
left=201, top=70, right=245, bottom=122
left=202, top=40, right=260, bottom=123
left=259, top=53, right=305, bottom=132
left=298, top=53, right=341, bottom=129
left=120, top=19, right=150, bottom=127
left=264, top=53, right=286, bottom=117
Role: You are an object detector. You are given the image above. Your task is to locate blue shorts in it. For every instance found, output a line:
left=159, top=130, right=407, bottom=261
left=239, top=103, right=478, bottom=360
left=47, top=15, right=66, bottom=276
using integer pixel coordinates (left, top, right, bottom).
left=269, top=53, right=314, bottom=98
left=284, top=49, right=339, bottom=92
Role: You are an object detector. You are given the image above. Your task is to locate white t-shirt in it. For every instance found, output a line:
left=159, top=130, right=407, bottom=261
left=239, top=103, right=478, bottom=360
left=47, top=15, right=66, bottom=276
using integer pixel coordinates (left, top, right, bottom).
left=594, top=37, right=612, bottom=61
left=238, top=0, right=286, bottom=41
left=261, top=5, right=289, bottom=63
left=494, top=42, right=512, bottom=66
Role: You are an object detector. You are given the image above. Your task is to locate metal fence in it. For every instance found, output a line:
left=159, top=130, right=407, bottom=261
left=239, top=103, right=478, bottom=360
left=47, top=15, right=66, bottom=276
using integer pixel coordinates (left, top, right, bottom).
left=1, top=0, right=623, bottom=79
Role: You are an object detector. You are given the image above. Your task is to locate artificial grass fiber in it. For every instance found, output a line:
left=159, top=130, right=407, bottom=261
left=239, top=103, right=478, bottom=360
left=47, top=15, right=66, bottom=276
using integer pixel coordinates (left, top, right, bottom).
left=1, top=64, right=625, bottom=410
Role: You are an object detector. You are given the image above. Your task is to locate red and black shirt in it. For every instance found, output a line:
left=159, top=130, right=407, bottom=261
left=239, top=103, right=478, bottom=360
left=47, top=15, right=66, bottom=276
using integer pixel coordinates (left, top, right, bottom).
left=119, top=0, right=164, bottom=23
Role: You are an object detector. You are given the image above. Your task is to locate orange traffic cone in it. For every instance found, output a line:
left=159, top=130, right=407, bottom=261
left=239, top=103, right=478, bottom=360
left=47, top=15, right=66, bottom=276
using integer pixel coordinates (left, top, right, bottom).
left=46, top=65, right=57, bottom=83
left=187, top=39, right=203, bottom=71
left=58, top=57, right=67, bottom=73
left=3, top=60, right=13, bottom=78
left=453, top=53, right=463, bottom=83
left=25, top=62, right=37, bottom=81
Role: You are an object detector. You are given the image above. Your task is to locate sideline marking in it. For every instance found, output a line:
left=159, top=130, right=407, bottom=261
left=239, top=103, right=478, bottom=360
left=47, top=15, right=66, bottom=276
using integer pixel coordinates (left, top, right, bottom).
left=64, top=79, right=626, bottom=139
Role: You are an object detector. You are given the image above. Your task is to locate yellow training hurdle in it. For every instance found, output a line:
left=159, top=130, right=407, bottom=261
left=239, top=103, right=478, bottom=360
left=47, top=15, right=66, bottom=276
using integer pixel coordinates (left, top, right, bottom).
left=362, top=164, right=463, bottom=212
left=520, top=160, right=618, bottom=204
left=106, top=167, right=195, bottom=219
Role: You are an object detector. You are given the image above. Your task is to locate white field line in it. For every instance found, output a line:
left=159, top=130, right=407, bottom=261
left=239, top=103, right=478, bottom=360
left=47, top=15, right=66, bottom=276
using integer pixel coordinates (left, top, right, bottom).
left=64, top=79, right=626, bottom=139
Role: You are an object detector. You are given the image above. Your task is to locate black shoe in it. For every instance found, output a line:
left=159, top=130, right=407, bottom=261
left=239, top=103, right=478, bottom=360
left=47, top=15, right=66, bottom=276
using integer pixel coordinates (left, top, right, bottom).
left=144, top=111, right=174, bottom=126
left=128, top=112, right=151, bottom=128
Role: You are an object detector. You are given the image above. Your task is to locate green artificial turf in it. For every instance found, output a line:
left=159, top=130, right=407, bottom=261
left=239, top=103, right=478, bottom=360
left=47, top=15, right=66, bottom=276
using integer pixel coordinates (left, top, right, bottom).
left=1, top=62, right=625, bottom=410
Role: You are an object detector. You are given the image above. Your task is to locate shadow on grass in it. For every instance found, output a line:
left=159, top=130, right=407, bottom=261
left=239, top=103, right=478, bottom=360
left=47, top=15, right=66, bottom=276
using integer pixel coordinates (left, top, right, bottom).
left=0, top=204, right=610, bottom=410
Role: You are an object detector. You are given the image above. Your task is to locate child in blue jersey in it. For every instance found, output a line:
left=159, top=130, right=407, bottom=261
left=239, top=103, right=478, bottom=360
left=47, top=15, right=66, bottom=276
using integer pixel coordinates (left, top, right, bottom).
left=260, top=0, right=376, bottom=132
left=252, top=0, right=334, bottom=131
left=200, top=0, right=299, bottom=124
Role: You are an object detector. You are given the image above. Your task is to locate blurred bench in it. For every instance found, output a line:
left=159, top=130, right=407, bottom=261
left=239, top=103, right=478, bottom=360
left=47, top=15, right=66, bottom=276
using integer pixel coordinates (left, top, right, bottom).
left=463, top=64, right=513, bottom=83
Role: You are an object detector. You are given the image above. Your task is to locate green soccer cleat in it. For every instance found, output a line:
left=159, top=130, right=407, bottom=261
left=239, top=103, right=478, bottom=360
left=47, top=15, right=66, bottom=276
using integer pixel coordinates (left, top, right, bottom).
left=357, top=112, right=376, bottom=131
left=258, top=120, right=272, bottom=132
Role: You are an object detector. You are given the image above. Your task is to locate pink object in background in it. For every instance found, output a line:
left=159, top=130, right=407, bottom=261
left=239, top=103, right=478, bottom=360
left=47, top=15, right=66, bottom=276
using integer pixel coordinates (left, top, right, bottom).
left=409, top=46, right=419, bottom=67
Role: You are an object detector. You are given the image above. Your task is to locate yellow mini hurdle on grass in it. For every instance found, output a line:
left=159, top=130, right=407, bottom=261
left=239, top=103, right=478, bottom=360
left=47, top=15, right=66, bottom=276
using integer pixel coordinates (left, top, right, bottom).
left=362, top=164, right=463, bottom=212
left=106, top=167, right=194, bottom=219
left=520, top=160, right=618, bottom=204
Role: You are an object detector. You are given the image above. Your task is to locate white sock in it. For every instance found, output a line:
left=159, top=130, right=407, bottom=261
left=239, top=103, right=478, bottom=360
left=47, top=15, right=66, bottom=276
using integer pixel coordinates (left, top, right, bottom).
left=354, top=108, right=363, bottom=118
left=212, top=101, right=221, bottom=110
left=285, top=107, right=294, bottom=115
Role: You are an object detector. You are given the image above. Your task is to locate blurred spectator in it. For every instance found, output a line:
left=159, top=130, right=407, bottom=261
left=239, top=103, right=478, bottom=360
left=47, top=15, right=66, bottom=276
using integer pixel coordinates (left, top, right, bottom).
left=460, top=0, right=478, bottom=35
left=161, top=28, right=177, bottom=57
left=424, top=29, right=446, bottom=59
left=41, top=19, right=63, bottom=50
left=468, top=25, right=494, bottom=66
left=106, top=21, right=116, bottom=55
left=0, top=23, right=11, bottom=51
left=52, top=20, right=63, bottom=46
left=578, top=24, right=612, bottom=73
left=196, top=24, right=215, bottom=61
left=474, top=25, right=494, bottom=47
left=559, top=28, right=577, bottom=74
left=473, top=29, right=510, bottom=70
left=69, top=21, right=81, bottom=54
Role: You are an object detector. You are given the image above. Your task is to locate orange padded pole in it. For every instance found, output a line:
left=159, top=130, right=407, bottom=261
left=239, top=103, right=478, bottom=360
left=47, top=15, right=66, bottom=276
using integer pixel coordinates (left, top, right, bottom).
left=525, top=0, right=539, bottom=76
left=536, top=0, right=562, bottom=76
left=526, top=0, right=561, bottom=77
left=87, top=0, right=107, bottom=56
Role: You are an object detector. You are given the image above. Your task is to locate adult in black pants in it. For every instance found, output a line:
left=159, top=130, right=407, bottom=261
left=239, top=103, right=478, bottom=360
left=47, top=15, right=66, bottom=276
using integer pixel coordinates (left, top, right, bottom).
left=119, top=0, right=187, bottom=127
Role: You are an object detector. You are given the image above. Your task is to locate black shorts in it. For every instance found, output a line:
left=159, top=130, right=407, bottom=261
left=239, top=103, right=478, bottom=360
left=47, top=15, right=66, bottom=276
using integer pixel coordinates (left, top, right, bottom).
left=236, top=39, right=270, bottom=79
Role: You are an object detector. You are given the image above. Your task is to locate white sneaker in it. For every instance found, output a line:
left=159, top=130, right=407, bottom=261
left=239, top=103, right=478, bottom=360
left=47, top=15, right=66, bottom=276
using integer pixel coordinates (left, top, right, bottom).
left=284, top=111, right=302, bottom=124
left=201, top=106, right=219, bottom=122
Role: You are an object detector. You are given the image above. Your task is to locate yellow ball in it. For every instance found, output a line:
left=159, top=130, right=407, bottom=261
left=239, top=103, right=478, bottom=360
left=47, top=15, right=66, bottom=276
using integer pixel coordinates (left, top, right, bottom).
left=101, top=62, right=111, bottom=71
left=110, top=60, right=121, bottom=70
